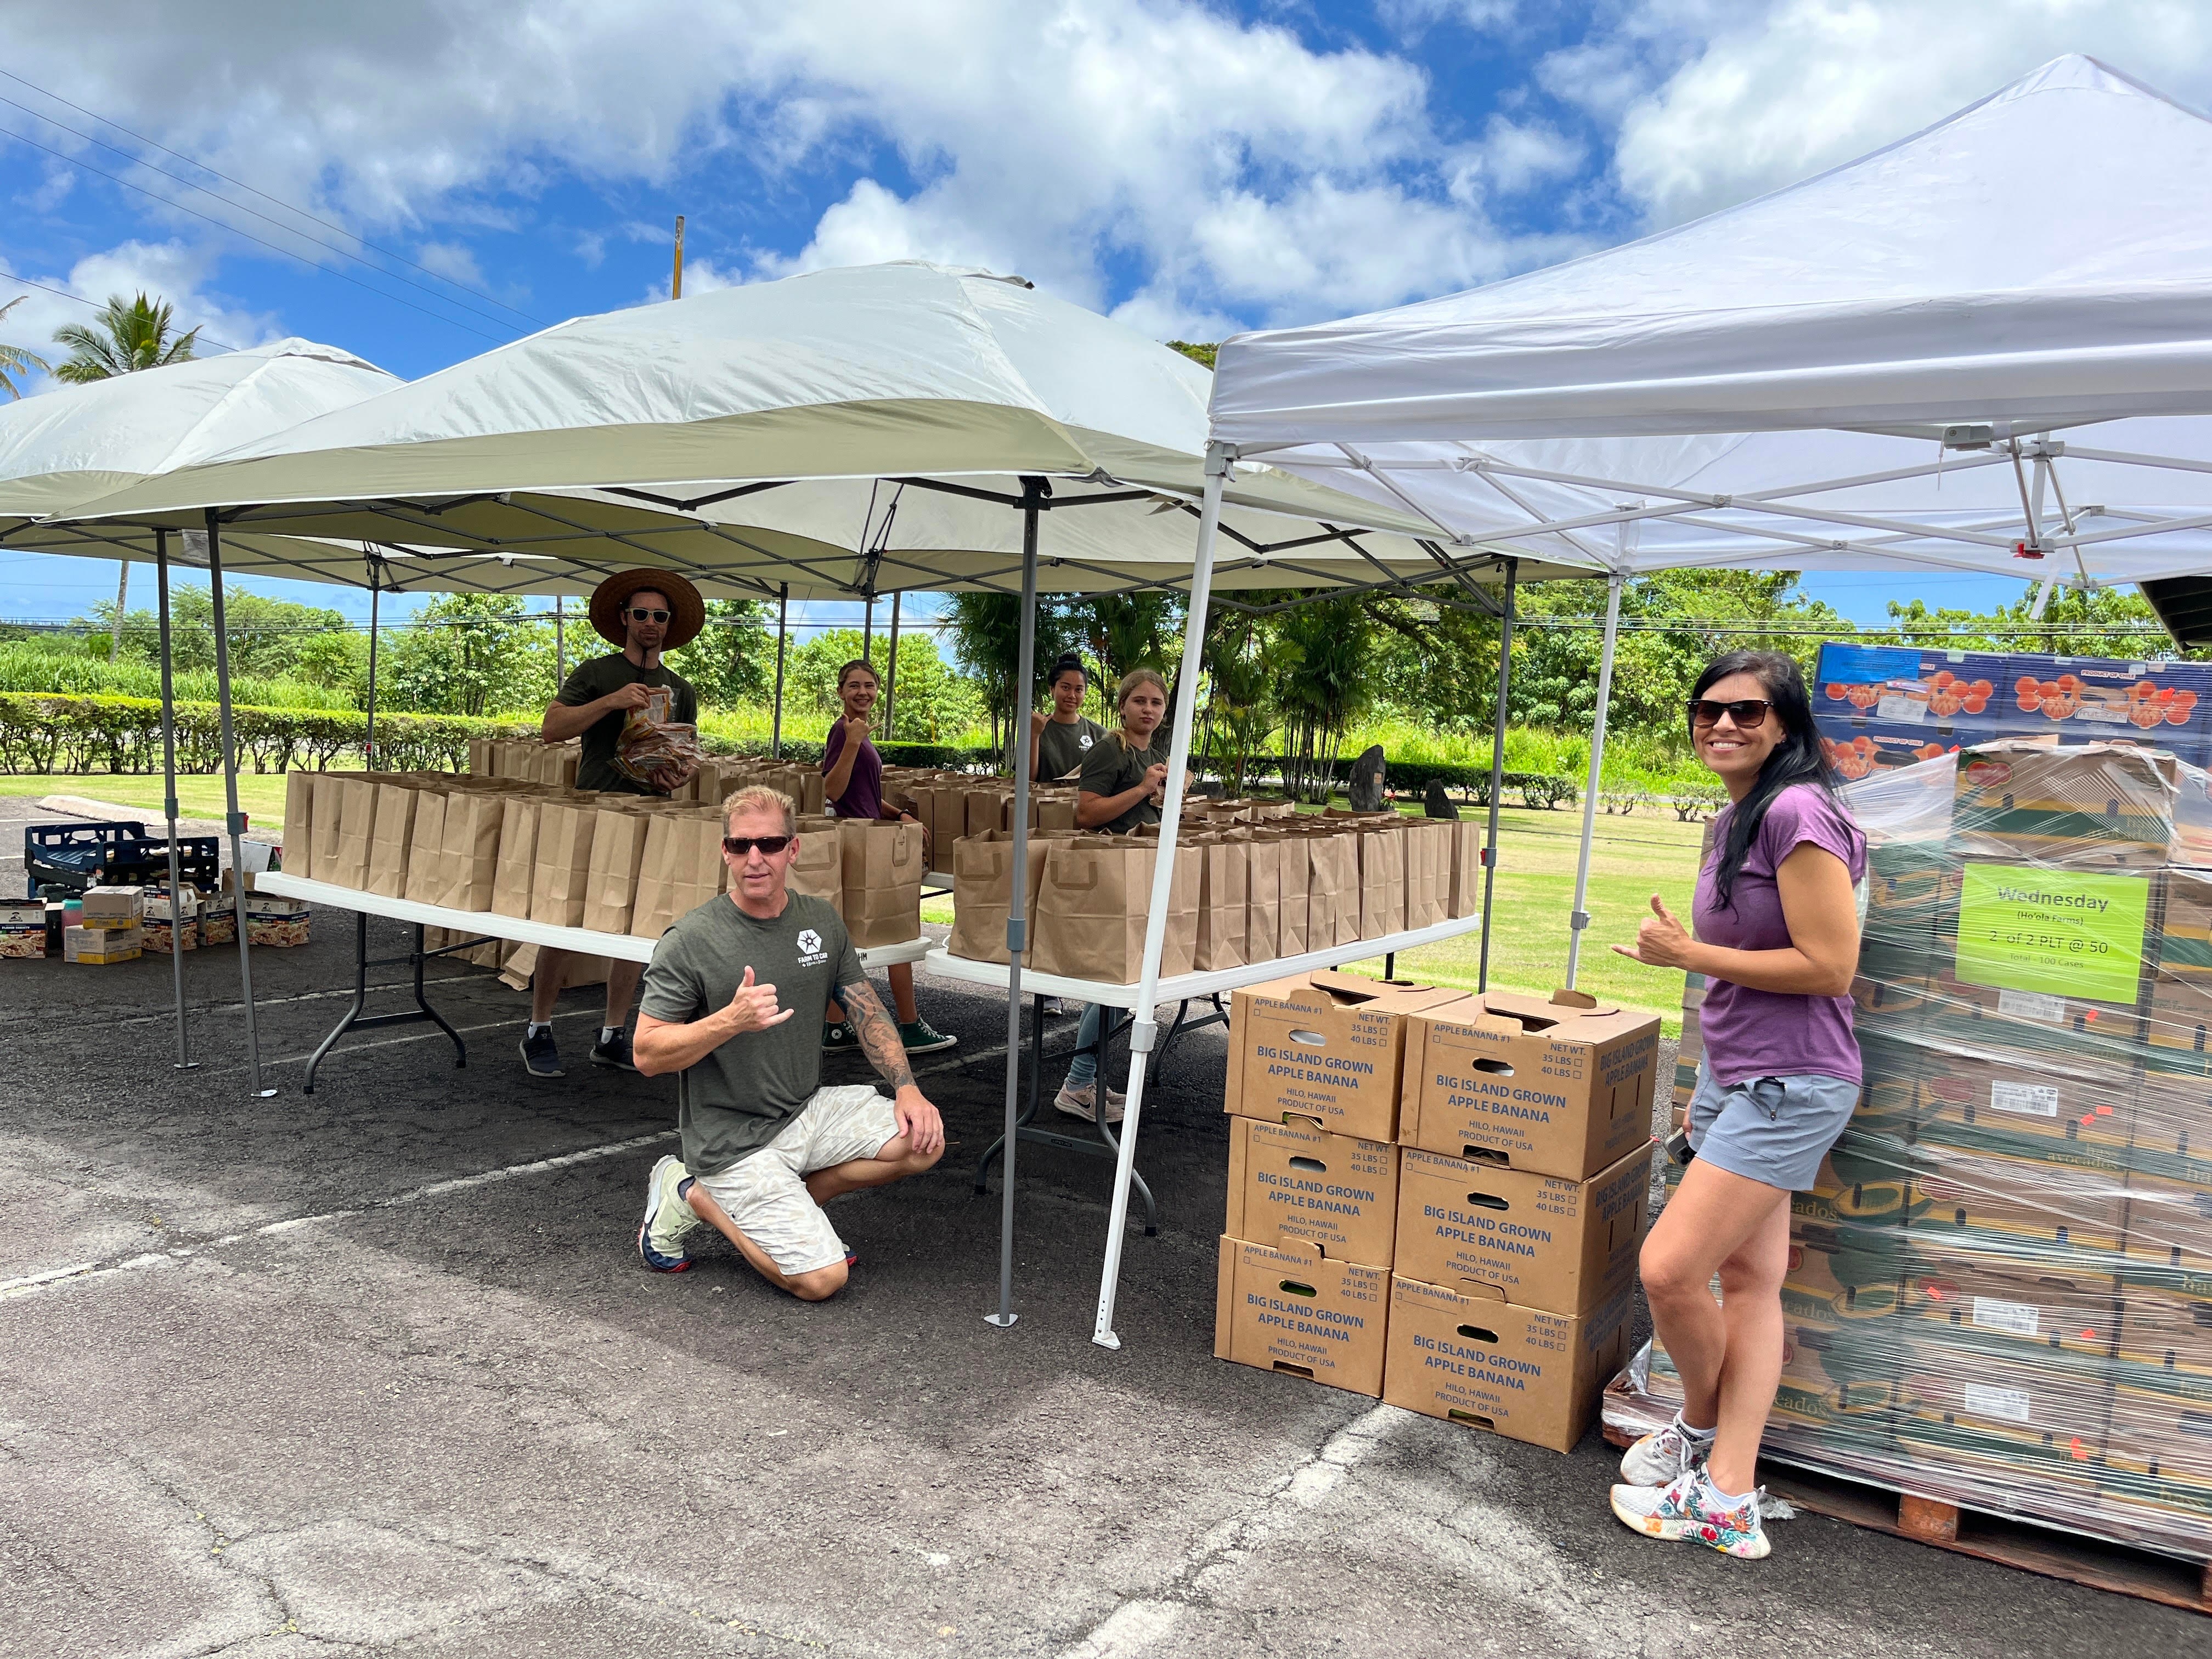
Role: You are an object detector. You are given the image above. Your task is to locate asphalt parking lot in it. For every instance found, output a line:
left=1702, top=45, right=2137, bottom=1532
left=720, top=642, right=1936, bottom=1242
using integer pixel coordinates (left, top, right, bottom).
left=3, top=838, right=2203, bottom=1653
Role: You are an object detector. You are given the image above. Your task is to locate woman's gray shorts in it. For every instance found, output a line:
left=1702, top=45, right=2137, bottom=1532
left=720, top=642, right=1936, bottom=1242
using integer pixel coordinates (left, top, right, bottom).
left=1687, top=1064, right=1859, bottom=1192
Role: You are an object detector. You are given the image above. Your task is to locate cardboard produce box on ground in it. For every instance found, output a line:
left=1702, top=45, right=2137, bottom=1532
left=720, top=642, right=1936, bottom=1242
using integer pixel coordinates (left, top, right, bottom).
left=142, top=887, right=201, bottom=954
left=1398, top=989, right=1660, bottom=1180
left=1224, top=1116, right=1399, bottom=1268
left=1383, top=1278, right=1634, bottom=1452
left=1214, top=1235, right=1390, bottom=1397
left=1224, top=971, right=1468, bottom=1142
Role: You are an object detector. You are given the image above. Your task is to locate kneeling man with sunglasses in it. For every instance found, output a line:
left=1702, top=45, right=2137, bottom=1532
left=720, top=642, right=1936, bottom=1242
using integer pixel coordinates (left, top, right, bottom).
left=629, top=785, right=945, bottom=1299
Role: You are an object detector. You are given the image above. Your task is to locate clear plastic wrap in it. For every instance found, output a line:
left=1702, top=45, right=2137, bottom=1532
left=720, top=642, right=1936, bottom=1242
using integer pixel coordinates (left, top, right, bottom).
left=1608, top=737, right=2212, bottom=1562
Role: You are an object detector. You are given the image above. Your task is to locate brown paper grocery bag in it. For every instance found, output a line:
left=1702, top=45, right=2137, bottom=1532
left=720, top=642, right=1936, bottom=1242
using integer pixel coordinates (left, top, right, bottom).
left=363, top=781, right=419, bottom=899
left=323, top=776, right=379, bottom=891
left=1030, top=836, right=1200, bottom=983
left=1257, top=830, right=1308, bottom=956
left=965, top=788, right=1011, bottom=840
left=1401, top=819, right=1449, bottom=929
left=788, top=814, right=844, bottom=918
left=581, top=808, right=651, bottom=934
left=490, top=798, right=540, bottom=920
left=1303, top=828, right=1359, bottom=950
left=948, top=828, right=1064, bottom=964
left=529, top=799, right=600, bottom=928
left=1034, top=792, right=1079, bottom=832
left=1355, top=825, right=1406, bottom=941
left=1447, top=820, right=1486, bottom=918
left=468, top=737, right=492, bottom=776
left=1193, top=834, right=1249, bottom=972
left=629, top=810, right=726, bottom=939
left=500, top=941, right=611, bottom=991
left=1241, top=831, right=1283, bottom=964
left=309, top=773, right=348, bottom=882
left=283, top=769, right=316, bottom=873
left=437, top=788, right=506, bottom=911
left=402, top=788, right=448, bottom=905
left=839, top=819, right=926, bottom=947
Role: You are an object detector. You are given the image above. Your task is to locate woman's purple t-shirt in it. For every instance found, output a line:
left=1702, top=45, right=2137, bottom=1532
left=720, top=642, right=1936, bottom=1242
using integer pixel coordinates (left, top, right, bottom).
left=821, top=720, right=883, bottom=822
left=1692, top=782, right=1868, bottom=1086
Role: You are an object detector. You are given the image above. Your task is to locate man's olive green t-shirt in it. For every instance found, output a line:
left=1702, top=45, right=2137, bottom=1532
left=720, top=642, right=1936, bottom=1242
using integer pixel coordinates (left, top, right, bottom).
left=1078, top=733, right=1170, bottom=833
left=1036, top=715, right=1109, bottom=783
left=639, top=892, right=866, bottom=1176
left=555, top=651, right=699, bottom=794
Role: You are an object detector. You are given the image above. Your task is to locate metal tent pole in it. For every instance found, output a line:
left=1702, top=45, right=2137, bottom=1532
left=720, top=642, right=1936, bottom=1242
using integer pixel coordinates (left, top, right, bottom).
left=883, top=591, right=901, bottom=741
left=154, top=529, right=193, bottom=1070
left=771, top=583, right=789, bottom=759
left=862, top=593, right=873, bottom=662
left=988, top=478, right=1046, bottom=1330
left=204, top=511, right=274, bottom=1097
left=1093, top=443, right=1229, bottom=1350
left=364, top=562, right=381, bottom=770
left=1476, top=556, right=1519, bottom=994
left=555, top=593, right=566, bottom=685
left=1564, top=572, right=1625, bottom=990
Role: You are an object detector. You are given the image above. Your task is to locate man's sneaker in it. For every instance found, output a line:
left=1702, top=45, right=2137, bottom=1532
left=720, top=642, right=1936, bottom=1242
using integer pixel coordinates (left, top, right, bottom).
left=1610, top=1469, right=1770, bottom=1559
left=899, top=1018, right=958, bottom=1054
left=520, top=1027, right=563, bottom=1079
left=823, top=1021, right=860, bottom=1054
left=1054, top=1081, right=1127, bottom=1124
left=1041, top=997, right=1070, bottom=1017
left=1620, top=1414, right=1714, bottom=1487
left=637, top=1154, right=701, bottom=1273
left=590, top=1028, right=639, bottom=1072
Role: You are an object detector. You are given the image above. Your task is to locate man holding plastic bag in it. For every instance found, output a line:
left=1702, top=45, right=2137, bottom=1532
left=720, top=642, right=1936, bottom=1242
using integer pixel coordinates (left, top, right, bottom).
left=521, top=569, right=706, bottom=1079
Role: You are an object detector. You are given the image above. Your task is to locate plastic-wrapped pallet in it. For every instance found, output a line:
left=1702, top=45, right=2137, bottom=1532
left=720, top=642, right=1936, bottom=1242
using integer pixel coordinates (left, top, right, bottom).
left=1605, top=739, right=2212, bottom=1561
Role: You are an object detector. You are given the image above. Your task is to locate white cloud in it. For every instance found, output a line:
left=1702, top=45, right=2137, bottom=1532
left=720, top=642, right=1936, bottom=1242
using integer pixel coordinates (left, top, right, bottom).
left=1606, top=1, right=2212, bottom=225
left=414, top=241, right=485, bottom=287
left=0, top=239, right=284, bottom=391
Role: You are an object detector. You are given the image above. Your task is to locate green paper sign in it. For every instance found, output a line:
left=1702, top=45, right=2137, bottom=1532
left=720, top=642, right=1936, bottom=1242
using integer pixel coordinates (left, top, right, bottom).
left=1955, top=864, right=2151, bottom=1004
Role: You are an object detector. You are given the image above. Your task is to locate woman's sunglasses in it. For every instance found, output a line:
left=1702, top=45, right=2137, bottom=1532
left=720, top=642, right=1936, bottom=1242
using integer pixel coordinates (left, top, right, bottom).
left=1686, top=697, right=1773, bottom=729
left=629, top=606, right=672, bottom=623
left=723, top=835, right=793, bottom=856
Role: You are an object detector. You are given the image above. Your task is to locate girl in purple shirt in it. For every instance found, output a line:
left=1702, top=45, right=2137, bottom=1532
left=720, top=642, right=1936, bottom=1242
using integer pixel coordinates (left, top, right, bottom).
left=1609, top=650, right=1866, bottom=1560
left=821, top=658, right=957, bottom=1056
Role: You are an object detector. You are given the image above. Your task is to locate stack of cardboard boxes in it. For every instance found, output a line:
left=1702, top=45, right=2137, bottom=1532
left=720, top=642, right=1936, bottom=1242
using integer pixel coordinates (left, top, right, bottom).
left=64, top=886, right=144, bottom=963
left=1216, top=970, right=1661, bottom=1452
left=1622, top=731, right=2212, bottom=1560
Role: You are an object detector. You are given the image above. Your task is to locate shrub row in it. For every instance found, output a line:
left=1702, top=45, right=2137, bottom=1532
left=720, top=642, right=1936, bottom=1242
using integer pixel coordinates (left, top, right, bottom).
left=0, top=693, right=538, bottom=776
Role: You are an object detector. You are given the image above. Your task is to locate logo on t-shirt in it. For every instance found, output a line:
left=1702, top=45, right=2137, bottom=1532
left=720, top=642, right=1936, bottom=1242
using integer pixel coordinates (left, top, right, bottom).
left=796, top=928, right=828, bottom=966
left=1078, top=732, right=1094, bottom=750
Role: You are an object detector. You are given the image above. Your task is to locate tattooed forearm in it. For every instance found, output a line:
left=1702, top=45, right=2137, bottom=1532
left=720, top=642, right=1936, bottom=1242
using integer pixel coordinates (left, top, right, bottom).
left=843, top=980, right=915, bottom=1091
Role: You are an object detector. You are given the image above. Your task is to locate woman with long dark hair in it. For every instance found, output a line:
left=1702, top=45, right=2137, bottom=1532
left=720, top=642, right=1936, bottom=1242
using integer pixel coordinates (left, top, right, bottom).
left=1609, top=650, right=1865, bottom=1559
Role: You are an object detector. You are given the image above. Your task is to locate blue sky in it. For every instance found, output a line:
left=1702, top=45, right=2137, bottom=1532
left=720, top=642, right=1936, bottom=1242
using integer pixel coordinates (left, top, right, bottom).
left=3, top=1, right=2206, bottom=633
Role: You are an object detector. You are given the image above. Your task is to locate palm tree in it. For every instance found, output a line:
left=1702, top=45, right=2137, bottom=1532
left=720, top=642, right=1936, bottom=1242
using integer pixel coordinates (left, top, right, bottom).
left=52, top=292, right=200, bottom=658
left=51, top=292, right=198, bottom=383
left=0, top=296, right=49, bottom=399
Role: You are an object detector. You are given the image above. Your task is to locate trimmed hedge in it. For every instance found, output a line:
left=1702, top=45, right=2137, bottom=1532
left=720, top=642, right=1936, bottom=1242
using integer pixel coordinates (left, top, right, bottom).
left=1217, top=753, right=1580, bottom=809
left=0, top=693, right=537, bottom=776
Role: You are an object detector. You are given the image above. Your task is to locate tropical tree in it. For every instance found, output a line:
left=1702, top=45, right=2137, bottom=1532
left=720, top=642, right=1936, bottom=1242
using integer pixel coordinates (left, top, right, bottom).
left=667, top=598, right=774, bottom=708
left=50, top=292, right=199, bottom=383
left=0, top=296, right=49, bottom=399
left=1275, top=595, right=1373, bottom=802
left=1199, top=611, right=1285, bottom=795
left=941, top=593, right=1087, bottom=756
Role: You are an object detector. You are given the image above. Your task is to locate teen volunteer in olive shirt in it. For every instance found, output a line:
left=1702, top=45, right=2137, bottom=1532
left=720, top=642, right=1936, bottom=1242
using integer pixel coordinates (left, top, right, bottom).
left=522, top=571, right=702, bottom=1081
left=631, top=785, right=945, bottom=1301
left=1051, top=667, right=1172, bottom=1125
left=1026, top=654, right=1109, bottom=781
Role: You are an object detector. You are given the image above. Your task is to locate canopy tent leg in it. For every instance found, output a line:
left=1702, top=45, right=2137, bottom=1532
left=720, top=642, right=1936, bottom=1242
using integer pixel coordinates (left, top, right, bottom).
left=883, top=591, right=901, bottom=741
left=1564, top=573, right=1624, bottom=990
left=1475, top=557, right=1519, bottom=994
left=988, top=479, right=1047, bottom=1330
left=771, top=583, right=789, bottom=760
left=205, top=511, right=274, bottom=1098
left=862, top=592, right=873, bottom=661
left=365, top=562, right=381, bottom=771
left=555, top=593, right=566, bottom=686
left=154, top=529, right=194, bottom=1071
left=111, top=560, right=129, bottom=662
left=1092, top=444, right=1229, bottom=1350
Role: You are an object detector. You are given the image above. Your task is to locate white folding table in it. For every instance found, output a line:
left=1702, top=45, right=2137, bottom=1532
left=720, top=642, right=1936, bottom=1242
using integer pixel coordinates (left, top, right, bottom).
left=253, top=872, right=932, bottom=1092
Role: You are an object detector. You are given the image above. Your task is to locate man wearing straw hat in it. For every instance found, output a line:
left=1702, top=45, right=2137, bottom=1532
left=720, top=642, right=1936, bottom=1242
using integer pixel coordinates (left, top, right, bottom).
left=522, top=568, right=705, bottom=1079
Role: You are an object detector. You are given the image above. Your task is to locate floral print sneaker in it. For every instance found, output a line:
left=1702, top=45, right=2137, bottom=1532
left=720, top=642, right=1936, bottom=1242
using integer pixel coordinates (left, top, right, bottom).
left=1610, top=1469, right=1770, bottom=1559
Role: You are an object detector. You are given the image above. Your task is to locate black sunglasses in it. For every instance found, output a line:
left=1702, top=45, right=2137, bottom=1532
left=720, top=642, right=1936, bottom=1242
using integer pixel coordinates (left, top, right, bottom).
left=723, top=834, right=793, bottom=856
left=1687, top=697, right=1773, bottom=729
left=629, top=607, right=672, bottom=623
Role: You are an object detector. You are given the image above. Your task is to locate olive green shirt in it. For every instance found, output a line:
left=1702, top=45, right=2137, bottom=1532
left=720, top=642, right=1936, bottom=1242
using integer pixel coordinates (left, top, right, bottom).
left=639, top=892, right=866, bottom=1176
left=1036, top=715, right=1109, bottom=782
left=555, top=651, right=699, bottom=794
left=1078, top=732, right=1170, bottom=834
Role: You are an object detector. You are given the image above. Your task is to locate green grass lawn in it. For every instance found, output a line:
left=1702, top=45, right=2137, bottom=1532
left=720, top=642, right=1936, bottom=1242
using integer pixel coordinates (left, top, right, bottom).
left=924, top=802, right=1699, bottom=1030
left=0, top=773, right=295, bottom=831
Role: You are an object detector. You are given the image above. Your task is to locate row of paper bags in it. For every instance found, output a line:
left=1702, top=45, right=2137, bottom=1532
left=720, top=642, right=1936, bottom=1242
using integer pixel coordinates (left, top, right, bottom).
left=469, top=737, right=580, bottom=789
left=284, top=770, right=924, bottom=946
left=469, top=737, right=830, bottom=817
left=946, top=810, right=1480, bottom=984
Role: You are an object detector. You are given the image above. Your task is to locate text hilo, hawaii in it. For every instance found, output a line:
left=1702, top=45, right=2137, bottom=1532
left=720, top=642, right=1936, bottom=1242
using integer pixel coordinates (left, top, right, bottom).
left=1223, top=971, right=1470, bottom=1142
left=1214, top=1237, right=1389, bottom=1397
left=1383, top=1279, right=1635, bottom=1453
left=1224, top=1116, right=1398, bottom=1270
left=1398, top=990, right=1661, bottom=1181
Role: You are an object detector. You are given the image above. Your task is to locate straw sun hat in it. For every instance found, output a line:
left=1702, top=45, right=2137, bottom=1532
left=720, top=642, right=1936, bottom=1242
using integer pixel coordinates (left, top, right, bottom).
left=589, top=568, right=706, bottom=650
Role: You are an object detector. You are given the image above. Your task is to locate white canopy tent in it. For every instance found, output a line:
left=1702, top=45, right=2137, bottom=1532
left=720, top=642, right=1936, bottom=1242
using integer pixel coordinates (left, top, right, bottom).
left=0, top=340, right=400, bottom=1081
left=1188, top=53, right=2212, bottom=1084
left=47, top=261, right=1559, bottom=1341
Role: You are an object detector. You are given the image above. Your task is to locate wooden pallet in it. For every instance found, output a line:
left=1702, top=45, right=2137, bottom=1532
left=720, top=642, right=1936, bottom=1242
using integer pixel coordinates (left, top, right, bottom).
left=1601, top=1421, right=2210, bottom=1614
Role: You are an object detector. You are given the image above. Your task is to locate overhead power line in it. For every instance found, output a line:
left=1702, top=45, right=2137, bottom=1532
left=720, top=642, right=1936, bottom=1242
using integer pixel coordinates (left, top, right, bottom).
left=0, top=67, right=546, bottom=331
left=0, top=272, right=240, bottom=353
